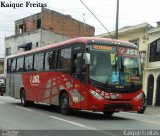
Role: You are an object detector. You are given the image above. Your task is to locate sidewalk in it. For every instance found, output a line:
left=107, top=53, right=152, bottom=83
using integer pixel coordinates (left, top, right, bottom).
left=144, top=106, right=160, bottom=115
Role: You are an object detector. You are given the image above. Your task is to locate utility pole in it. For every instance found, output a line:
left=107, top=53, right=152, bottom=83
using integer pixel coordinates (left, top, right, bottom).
left=115, top=0, right=119, bottom=39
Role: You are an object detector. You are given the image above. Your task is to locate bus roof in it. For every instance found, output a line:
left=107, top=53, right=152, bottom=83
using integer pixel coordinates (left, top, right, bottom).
left=7, top=37, right=137, bottom=59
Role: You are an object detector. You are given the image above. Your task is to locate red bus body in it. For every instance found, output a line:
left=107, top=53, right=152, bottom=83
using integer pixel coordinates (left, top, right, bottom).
left=6, top=37, right=143, bottom=114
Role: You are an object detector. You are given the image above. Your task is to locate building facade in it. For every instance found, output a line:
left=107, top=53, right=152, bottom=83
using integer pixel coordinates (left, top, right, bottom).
left=143, top=26, right=160, bottom=106
left=5, top=8, right=95, bottom=56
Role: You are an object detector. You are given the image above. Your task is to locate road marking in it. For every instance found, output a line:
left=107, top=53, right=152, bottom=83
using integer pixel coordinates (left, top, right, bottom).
left=138, top=119, right=160, bottom=125
left=16, top=106, right=32, bottom=112
left=50, top=116, right=97, bottom=130
left=50, top=116, right=85, bottom=127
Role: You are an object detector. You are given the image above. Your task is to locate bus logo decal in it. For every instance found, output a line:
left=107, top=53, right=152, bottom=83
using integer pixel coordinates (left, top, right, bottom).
left=30, top=75, right=40, bottom=85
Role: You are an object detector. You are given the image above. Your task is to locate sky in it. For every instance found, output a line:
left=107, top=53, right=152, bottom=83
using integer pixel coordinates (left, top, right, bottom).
left=1, top=0, right=160, bottom=58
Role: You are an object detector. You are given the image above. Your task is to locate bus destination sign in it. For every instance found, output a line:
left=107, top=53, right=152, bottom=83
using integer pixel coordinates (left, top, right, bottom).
left=93, top=45, right=113, bottom=51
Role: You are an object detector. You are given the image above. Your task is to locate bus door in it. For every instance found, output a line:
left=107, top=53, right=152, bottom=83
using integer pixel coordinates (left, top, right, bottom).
left=72, top=50, right=86, bottom=109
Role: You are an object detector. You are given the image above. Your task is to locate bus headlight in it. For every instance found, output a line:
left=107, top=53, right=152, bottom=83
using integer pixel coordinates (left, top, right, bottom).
left=134, top=92, right=143, bottom=101
left=89, top=90, right=103, bottom=100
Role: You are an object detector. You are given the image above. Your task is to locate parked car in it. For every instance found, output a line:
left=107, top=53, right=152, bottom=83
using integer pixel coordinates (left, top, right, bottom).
left=0, top=74, right=5, bottom=96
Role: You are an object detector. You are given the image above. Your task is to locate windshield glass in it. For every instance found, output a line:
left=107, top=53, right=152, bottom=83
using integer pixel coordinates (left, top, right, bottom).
left=89, top=44, right=118, bottom=85
left=89, top=44, right=142, bottom=88
left=118, top=47, right=142, bottom=86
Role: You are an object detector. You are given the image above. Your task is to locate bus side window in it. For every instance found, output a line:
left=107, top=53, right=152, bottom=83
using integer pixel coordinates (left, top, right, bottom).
left=58, top=48, right=71, bottom=70
left=7, top=59, right=11, bottom=73
left=45, top=51, right=51, bottom=71
left=11, top=59, right=17, bottom=73
left=25, top=55, right=33, bottom=71
left=73, top=53, right=82, bottom=73
left=34, top=53, right=44, bottom=71
left=17, top=57, right=24, bottom=72
left=45, top=50, right=57, bottom=71
left=50, top=50, right=57, bottom=70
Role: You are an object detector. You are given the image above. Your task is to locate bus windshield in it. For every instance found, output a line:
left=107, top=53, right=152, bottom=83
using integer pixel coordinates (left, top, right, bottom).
left=89, top=44, right=142, bottom=88
left=89, top=44, right=118, bottom=85
left=118, top=47, right=142, bottom=87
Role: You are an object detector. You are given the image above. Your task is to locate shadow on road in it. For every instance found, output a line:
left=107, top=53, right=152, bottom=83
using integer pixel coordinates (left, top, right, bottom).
left=11, top=102, right=132, bottom=121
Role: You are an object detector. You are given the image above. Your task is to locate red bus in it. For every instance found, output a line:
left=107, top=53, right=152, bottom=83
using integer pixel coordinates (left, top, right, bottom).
left=6, top=37, right=144, bottom=116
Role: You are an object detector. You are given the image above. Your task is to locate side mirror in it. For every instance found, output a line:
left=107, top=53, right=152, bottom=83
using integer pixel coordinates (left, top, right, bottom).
left=84, top=53, right=91, bottom=65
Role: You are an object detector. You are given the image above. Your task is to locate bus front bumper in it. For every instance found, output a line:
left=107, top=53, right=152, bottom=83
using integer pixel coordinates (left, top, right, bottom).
left=89, top=98, right=143, bottom=112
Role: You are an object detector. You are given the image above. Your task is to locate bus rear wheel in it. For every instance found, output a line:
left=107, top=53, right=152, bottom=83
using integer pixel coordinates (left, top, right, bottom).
left=20, top=90, right=29, bottom=107
left=60, top=92, right=70, bottom=115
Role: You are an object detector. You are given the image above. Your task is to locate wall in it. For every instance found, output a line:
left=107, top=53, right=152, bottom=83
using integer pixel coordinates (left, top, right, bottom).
left=118, top=30, right=149, bottom=52
left=5, top=29, right=41, bottom=55
left=143, top=27, right=160, bottom=106
left=42, top=8, right=95, bottom=37
left=15, top=13, right=41, bottom=35
left=41, top=30, right=71, bottom=47
left=14, top=8, right=95, bottom=37
left=5, top=29, right=71, bottom=56
left=145, top=28, right=160, bottom=69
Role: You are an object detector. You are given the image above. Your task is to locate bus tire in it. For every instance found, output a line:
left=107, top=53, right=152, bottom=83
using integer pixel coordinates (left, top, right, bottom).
left=137, top=92, right=146, bottom=114
left=103, top=111, right=114, bottom=117
left=60, top=92, right=70, bottom=115
left=20, top=90, right=29, bottom=107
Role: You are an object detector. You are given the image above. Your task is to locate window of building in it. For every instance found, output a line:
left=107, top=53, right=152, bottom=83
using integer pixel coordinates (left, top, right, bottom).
left=129, top=39, right=139, bottom=48
left=58, top=48, right=71, bottom=69
left=37, top=19, right=41, bottom=29
left=6, top=47, right=11, bottom=56
left=17, top=57, right=24, bottom=72
left=34, top=53, right=44, bottom=71
left=149, top=38, right=160, bottom=62
left=36, top=42, right=38, bottom=47
left=25, top=55, right=33, bottom=71
left=45, top=50, right=57, bottom=71
left=157, top=40, right=160, bottom=52
left=19, top=24, right=24, bottom=34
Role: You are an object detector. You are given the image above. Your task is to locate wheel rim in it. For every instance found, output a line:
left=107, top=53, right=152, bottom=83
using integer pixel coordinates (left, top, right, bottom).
left=21, top=96, right=24, bottom=105
left=21, top=92, right=25, bottom=105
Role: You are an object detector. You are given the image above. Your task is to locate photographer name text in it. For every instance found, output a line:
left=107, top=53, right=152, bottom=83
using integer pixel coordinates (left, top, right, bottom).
left=0, top=1, right=47, bottom=9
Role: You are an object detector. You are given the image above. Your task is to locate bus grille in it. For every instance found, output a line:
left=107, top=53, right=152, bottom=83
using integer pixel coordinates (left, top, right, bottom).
left=104, top=103, right=133, bottom=111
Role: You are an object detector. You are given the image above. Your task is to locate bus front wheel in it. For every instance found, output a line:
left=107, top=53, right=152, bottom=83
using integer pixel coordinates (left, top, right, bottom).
left=60, top=92, right=70, bottom=115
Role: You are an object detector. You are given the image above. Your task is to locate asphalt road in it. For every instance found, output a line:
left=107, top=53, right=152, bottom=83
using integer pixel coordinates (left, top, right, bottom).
left=0, top=96, right=160, bottom=136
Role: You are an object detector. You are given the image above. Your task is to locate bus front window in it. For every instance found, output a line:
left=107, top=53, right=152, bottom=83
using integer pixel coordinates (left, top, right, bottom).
left=89, top=45, right=118, bottom=85
left=118, top=47, right=142, bottom=87
left=89, top=45, right=142, bottom=90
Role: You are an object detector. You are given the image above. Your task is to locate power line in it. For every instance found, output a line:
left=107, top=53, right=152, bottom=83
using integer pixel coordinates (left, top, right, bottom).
left=78, top=0, right=113, bottom=38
